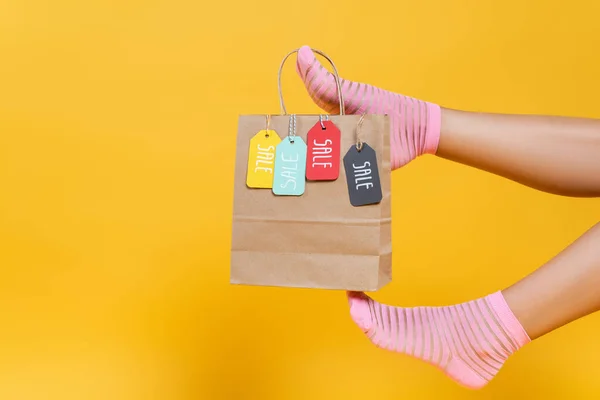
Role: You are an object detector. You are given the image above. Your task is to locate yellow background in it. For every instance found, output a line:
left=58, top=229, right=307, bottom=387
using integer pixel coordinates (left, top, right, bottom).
left=1, top=0, right=599, bottom=398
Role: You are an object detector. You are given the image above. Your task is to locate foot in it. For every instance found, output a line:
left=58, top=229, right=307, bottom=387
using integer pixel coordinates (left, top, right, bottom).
left=346, top=291, right=530, bottom=389
left=295, top=46, right=442, bottom=169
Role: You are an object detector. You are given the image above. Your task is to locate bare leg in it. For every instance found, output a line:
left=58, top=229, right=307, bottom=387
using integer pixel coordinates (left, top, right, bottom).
left=438, top=109, right=600, bottom=197
left=503, top=222, right=600, bottom=339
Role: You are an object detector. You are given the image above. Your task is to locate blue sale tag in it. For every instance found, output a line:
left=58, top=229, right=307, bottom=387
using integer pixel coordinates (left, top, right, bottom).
left=272, top=136, right=307, bottom=196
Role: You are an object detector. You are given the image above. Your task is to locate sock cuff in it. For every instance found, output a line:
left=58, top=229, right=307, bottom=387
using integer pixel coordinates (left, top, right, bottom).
left=487, top=291, right=531, bottom=348
left=424, top=102, right=441, bottom=155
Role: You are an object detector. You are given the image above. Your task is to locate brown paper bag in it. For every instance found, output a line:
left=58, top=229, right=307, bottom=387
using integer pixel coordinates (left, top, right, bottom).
left=230, top=49, right=391, bottom=291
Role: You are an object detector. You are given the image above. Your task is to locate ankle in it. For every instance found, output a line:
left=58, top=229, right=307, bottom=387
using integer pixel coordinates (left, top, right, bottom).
left=424, top=101, right=442, bottom=155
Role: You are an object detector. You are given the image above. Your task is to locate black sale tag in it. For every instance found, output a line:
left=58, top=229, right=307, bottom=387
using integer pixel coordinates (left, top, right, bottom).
left=343, top=143, right=383, bottom=207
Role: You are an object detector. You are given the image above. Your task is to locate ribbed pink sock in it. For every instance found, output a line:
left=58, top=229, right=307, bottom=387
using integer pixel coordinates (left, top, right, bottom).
left=347, top=291, right=530, bottom=389
left=295, top=46, right=441, bottom=169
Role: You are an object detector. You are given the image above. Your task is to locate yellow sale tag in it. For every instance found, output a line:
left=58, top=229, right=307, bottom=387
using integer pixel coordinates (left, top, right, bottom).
left=246, top=129, right=281, bottom=188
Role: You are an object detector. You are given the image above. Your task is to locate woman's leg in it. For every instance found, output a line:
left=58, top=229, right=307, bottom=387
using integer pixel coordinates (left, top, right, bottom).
left=502, top=222, right=600, bottom=340
left=438, top=109, right=600, bottom=197
left=295, top=46, right=600, bottom=197
left=346, top=222, right=600, bottom=389
left=295, top=46, right=600, bottom=389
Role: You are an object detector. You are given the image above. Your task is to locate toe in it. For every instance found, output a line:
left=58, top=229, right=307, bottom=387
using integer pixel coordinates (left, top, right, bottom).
left=347, top=291, right=374, bottom=332
left=296, top=45, right=317, bottom=80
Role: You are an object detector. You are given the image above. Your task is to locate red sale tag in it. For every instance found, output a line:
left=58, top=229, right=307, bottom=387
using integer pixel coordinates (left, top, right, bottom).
left=305, top=120, right=341, bottom=181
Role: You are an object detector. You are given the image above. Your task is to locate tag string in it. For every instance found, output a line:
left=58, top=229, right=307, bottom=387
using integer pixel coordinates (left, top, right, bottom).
left=278, top=48, right=345, bottom=116
left=288, top=114, right=297, bottom=143
left=265, top=114, right=271, bottom=137
left=319, top=114, right=329, bottom=129
left=356, top=114, right=366, bottom=151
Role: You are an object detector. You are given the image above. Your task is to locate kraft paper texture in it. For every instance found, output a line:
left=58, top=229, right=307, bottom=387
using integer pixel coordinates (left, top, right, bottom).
left=230, top=114, right=391, bottom=291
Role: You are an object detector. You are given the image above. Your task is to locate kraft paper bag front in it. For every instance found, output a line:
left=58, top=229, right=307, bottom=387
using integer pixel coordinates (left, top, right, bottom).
left=230, top=114, right=391, bottom=291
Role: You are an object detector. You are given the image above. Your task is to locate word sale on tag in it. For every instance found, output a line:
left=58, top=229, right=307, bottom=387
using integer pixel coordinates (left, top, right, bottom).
left=343, top=143, right=383, bottom=207
left=246, top=129, right=281, bottom=189
left=272, top=137, right=307, bottom=196
left=305, top=120, right=341, bottom=181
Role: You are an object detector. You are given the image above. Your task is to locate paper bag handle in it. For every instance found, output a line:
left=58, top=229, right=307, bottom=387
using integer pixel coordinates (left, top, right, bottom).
left=278, top=48, right=345, bottom=116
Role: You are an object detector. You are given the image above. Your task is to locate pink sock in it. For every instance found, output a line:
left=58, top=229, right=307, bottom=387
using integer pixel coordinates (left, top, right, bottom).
left=295, top=46, right=442, bottom=169
left=347, top=291, right=530, bottom=389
